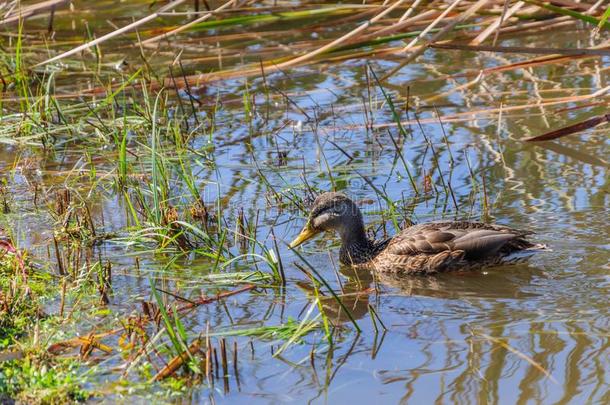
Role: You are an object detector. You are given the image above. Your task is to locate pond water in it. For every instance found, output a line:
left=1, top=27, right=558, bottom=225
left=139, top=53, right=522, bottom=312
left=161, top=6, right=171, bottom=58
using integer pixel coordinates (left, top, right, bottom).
left=1, top=1, right=609, bottom=403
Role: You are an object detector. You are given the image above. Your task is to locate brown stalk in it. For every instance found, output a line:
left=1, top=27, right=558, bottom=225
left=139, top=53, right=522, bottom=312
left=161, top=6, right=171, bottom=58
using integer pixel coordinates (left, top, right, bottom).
left=362, top=8, right=439, bottom=40
left=523, top=113, right=610, bottom=142
left=0, top=0, right=68, bottom=26
left=402, top=0, right=467, bottom=52
left=430, top=43, right=610, bottom=56
left=152, top=337, right=203, bottom=381
left=470, top=0, right=525, bottom=45
left=48, top=332, right=115, bottom=356
left=176, top=284, right=257, bottom=312
left=213, top=347, right=219, bottom=379
left=233, top=340, right=241, bottom=389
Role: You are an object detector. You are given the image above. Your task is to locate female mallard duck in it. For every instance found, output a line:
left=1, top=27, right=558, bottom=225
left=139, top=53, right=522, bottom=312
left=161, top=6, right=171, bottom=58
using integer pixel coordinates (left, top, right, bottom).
left=290, top=192, right=546, bottom=274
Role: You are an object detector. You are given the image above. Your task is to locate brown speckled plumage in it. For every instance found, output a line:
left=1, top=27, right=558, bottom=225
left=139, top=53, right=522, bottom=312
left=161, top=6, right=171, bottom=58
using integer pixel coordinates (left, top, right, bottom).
left=291, top=192, right=546, bottom=275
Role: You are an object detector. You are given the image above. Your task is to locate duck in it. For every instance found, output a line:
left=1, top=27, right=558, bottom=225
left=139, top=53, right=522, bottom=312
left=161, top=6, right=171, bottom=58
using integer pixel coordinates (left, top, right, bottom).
left=289, top=192, right=546, bottom=274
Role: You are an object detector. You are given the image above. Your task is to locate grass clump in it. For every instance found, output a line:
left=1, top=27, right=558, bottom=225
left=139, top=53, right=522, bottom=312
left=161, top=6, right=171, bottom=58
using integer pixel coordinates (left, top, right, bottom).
left=0, top=251, right=40, bottom=350
left=0, top=246, right=88, bottom=404
left=0, top=355, right=88, bottom=404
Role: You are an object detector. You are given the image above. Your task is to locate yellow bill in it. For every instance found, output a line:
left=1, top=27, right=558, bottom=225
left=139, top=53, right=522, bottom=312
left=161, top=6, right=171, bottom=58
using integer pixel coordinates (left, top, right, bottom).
left=289, top=226, right=320, bottom=248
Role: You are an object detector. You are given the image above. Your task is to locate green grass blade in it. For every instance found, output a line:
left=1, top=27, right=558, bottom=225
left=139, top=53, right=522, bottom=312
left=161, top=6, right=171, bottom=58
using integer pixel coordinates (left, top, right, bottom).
left=524, top=0, right=610, bottom=29
left=291, top=247, right=361, bottom=333
left=597, top=6, right=610, bottom=30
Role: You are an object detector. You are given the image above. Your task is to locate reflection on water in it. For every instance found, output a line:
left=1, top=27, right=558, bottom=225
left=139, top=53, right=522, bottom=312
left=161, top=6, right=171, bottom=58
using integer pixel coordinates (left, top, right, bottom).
left=298, top=263, right=543, bottom=326
left=1, top=4, right=608, bottom=404
left=292, top=257, right=608, bottom=404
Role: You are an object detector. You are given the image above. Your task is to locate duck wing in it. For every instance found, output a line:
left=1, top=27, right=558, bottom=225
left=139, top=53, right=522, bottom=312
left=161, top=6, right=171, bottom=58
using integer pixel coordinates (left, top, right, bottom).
left=385, top=221, right=530, bottom=260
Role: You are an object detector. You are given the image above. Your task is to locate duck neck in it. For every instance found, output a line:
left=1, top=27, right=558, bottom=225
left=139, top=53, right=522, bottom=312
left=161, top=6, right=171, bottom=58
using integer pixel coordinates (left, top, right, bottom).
left=337, top=217, right=374, bottom=265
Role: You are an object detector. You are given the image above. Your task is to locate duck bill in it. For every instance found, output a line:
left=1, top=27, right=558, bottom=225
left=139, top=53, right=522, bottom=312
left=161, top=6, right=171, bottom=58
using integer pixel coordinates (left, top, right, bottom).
left=289, top=226, right=319, bottom=248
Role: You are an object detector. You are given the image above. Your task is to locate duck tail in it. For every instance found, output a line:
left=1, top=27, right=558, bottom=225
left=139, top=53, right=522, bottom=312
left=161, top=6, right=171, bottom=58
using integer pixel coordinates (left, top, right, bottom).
left=526, top=243, right=550, bottom=252
left=502, top=242, right=549, bottom=264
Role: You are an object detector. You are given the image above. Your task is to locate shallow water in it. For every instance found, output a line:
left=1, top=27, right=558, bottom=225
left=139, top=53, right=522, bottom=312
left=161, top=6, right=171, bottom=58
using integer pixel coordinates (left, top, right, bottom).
left=1, top=2, right=609, bottom=403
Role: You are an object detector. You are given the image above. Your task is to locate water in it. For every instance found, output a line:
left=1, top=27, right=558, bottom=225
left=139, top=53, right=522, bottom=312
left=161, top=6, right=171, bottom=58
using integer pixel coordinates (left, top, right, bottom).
left=1, top=2, right=609, bottom=403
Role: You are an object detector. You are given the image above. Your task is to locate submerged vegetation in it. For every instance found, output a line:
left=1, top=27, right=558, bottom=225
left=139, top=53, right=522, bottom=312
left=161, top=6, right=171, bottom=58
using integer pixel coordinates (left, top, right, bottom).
left=0, top=0, right=608, bottom=403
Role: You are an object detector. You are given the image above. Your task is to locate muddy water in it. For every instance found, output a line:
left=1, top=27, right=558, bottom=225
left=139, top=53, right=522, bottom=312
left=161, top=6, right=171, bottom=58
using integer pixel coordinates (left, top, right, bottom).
left=2, top=2, right=609, bottom=403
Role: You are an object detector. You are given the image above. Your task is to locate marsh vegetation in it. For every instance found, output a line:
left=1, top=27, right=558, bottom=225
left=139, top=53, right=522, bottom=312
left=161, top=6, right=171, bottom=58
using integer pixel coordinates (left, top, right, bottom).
left=0, top=0, right=608, bottom=403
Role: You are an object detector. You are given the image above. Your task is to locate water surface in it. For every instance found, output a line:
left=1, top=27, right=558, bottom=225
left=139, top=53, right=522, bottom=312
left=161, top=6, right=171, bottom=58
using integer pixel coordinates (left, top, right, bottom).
left=1, top=2, right=608, bottom=403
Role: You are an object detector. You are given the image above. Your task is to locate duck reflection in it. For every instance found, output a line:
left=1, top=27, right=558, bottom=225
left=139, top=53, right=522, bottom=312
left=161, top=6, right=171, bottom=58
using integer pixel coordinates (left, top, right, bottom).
left=373, top=263, right=541, bottom=300
left=297, top=263, right=542, bottom=324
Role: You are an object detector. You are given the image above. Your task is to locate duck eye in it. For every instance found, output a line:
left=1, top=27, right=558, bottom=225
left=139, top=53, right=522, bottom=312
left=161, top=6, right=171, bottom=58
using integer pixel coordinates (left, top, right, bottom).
left=325, top=205, right=347, bottom=217
left=331, top=203, right=350, bottom=216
